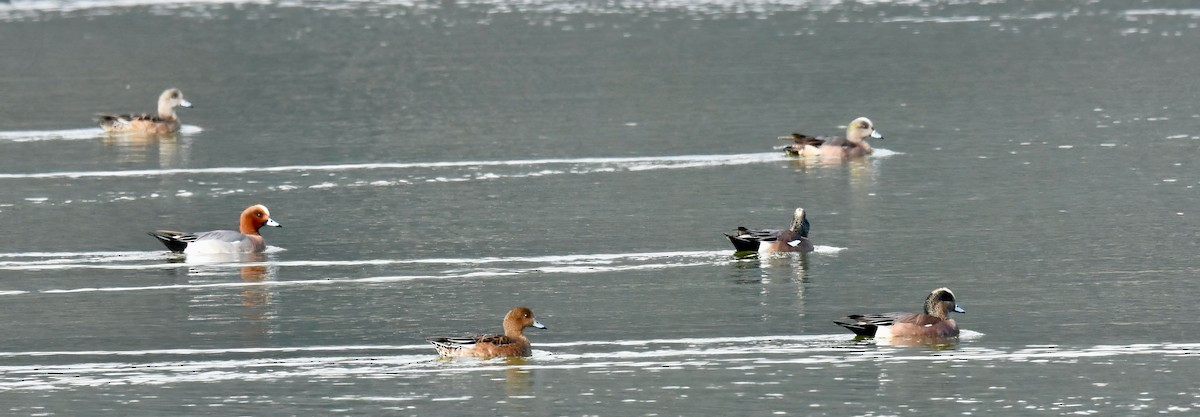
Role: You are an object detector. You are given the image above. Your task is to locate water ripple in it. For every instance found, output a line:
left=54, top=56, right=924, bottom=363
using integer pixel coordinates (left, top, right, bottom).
left=5, top=338, right=1200, bottom=392
left=0, top=153, right=787, bottom=180
left=0, top=250, right=741, bottom=294
left=0, top=126, right=201, bottom=142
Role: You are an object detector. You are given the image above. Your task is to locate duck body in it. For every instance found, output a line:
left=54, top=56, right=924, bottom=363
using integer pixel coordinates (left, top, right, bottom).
left=427, top=307, right=547, bottom=358
left=97, top=114, right=182, bottom=134
left=781, top=117, right=882, bottom=158
left=725, top=208, right=814, bottom=253
left=726, top=227, right=814, bottom=253
left=149, top=204, right=281, bottom=255
left=149, top=229, right=270, bottom=255
left=834, top=287, right=965, bottom=341
left=97, top=88, right=192, bottom=134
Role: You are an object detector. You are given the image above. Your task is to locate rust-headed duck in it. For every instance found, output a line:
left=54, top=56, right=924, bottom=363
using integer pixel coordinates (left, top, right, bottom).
left=148, top=204, right=281, bottom=255
left=427, top=307, right=547, bottom=358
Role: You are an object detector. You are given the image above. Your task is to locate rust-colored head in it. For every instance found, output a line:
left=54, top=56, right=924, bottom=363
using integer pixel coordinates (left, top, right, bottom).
left=239, top=204, right=282, bottom=235
left=502, top=306, right=547, bottom=338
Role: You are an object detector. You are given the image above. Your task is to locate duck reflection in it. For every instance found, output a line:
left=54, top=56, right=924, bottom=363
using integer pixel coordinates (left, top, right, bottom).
left=762, top=254, right=809, bottom=303
left=875, top=337, right=959, bottom=348
left=100, top=133, right=191, bottom=169
left=788, top=153, right=880, bottom=188
left=729, top=252, right=809, bottom=322
left=498, top=361, right=538, bottom=414
left=502, top=360, right=535, bottom=397
left=181, top=252, right=278, bottom=343
left=730, top=251, right=809, bottom=284
left=840, top=333, right=960, bottom=349
left=237, top=255, right=272, bottom=310
left=863, top=347, right=961, bottom=402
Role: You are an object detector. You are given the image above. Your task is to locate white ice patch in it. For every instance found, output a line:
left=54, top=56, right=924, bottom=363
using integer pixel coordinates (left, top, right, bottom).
left=812, top=245, right=846, bottom=254
left=870, top=148, right=901, bottom=157
left=178, top=125, right=203, bottom=134
left=0, top=128, right=104, bottom=142
left=0, top=125, right=200, bottom=142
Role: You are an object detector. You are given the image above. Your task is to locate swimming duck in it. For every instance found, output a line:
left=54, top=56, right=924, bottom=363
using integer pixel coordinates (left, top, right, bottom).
left=148, top=204, right=281, bottom=255
left=834, top=287, right=965, bottom=341
left=725, top=207, right=814, bottom=253
left=427, top=307, right=547, bottom=358
left=780, top=117, right=882, bottom=157
left=96, top=88, right=193, bottom=134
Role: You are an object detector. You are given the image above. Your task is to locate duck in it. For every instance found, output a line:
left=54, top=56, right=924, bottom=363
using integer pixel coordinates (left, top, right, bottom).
left=833, top=287, right=965, bottom=341
left=427, top=307, right=547, bottom=358
left=780, top=117, right=882, bottom=157
left=148, top=204, right=281, bottom=255
left=725, top=207, right=814, bottom=253
left=96, top=88, right=193, bottom=134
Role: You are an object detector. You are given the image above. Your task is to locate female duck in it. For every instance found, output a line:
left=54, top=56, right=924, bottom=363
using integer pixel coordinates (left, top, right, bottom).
left=96, top=88, right=193, bottom=134
left=148, top=204, right=281, bottom=255
left=427, top=307, right=547, bottom=358
left=781, top=117, right=882, bottom=157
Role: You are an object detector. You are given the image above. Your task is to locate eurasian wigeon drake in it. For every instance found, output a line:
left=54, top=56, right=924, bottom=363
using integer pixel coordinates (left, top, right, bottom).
left=780, top=117, right=882, bottom=158
left=427, top=307, right=547, bottom=358
left=148, top=204, right=281, bottom=255
left=96, top=88, right=193, bottom=134
left=725, top=208, right=814, bottom=253
left=834, top=287, right=965, bottom=342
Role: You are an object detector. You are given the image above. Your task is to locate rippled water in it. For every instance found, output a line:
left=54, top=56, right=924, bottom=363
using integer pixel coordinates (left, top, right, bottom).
left=2, top=0, right=1200, bottom=415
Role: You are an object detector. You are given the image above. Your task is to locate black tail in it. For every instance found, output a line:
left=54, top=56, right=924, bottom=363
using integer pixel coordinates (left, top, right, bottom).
left=148, top=231, right=188, bottom=253
left=94, top=113, right=118, bottom=126
left=833, top=316, right=877, bottom=337
left=724, top=233, right=760, bottom=252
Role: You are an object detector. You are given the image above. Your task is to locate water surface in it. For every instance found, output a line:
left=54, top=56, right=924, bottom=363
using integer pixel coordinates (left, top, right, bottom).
left=2, top=0, right=1200, bottom=414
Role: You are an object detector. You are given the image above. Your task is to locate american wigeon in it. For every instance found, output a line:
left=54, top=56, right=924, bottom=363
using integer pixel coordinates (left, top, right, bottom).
left=96, top=88, right=193, bottom=134
left=725, top=207, right=814, bottom=253
left=427, top=307, right=547, bottom=358
left=834, top=287, right=965, bottom=341
left=780, top=117, right=882, bottom=157
left=148, top=204, right=282, bottom=255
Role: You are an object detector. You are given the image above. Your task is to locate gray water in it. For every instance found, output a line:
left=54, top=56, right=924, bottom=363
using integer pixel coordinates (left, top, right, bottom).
left=2, top=0, right=1200, bottom=415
